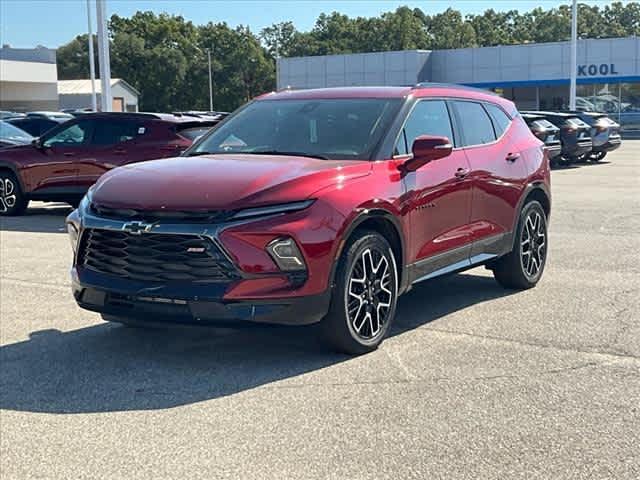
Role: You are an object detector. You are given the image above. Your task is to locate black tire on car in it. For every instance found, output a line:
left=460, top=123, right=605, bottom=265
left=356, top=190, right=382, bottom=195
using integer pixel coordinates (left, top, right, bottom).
left=0, top=170, right=28, bottom=216
left=321, top=230, right=399, bottom=355
left=590, top=151, right=607, bottom=162
left=492, top=200, right=548, bottom=290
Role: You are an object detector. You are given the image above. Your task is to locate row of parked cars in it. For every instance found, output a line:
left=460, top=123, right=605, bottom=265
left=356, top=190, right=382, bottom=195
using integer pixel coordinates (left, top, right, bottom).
left=521, top=110, right=621, bottom=166
left=0, top=100, right=622, bottom=216
left=0, top=110, right=227, bottom=214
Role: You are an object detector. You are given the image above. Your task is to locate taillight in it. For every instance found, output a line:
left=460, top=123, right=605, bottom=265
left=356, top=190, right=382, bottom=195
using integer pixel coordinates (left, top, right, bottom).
left=532, top=128, right=546, bottom=139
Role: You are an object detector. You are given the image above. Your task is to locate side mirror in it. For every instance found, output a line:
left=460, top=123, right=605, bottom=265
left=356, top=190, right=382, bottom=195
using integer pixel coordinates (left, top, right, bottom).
left=403, top=135, right=453, bottom=172
left=31, top=137, right=43, bottom=149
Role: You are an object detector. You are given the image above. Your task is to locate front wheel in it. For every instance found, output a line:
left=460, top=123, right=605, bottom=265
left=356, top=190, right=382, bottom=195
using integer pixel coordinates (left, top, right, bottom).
left=492, top=201, right=548, bottom=289
left=0, top=170, right=28, bottom=216
left=321, top=230, right=398, bottom=355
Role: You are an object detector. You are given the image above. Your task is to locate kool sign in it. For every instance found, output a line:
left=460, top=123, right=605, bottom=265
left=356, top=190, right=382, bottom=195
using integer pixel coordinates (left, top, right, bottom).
left=578, top=63, right=619, bottom=77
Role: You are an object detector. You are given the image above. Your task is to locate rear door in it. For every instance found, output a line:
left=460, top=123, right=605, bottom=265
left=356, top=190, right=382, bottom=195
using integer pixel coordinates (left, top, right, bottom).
left=398, top=99, right=473, bottom=274
left=451, top=100, right=528, bottom=252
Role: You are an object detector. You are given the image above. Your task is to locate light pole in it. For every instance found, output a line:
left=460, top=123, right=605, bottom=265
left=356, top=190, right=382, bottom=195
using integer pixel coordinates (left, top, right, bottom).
left=86, top=0, right=97, bottom=111
left=207, top=48, right=213, bottom=111
left=569, top=0, right=578, bottom=110
left=96, top=0, right=112, bottom=112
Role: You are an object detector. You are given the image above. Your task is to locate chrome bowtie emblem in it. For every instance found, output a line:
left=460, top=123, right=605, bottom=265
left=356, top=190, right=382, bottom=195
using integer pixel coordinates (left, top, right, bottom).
left=122, top=221, right=153, bottom=235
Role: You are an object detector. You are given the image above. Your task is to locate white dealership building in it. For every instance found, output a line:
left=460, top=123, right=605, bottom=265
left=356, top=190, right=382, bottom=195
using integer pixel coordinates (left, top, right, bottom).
left=277, top=36, right=640, bottom=133
left=0, top=46, right=59, bottom=111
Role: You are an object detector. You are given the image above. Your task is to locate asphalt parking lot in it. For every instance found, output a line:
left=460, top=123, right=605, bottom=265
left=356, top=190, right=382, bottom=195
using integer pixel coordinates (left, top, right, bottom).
left=1, top=143, right=639, bottom=479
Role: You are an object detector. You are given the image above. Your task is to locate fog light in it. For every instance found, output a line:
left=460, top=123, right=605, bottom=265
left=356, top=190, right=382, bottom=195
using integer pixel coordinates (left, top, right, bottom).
left=67, top=223, right=79, bottom=252
left=266, top=237, right=306, bottom=271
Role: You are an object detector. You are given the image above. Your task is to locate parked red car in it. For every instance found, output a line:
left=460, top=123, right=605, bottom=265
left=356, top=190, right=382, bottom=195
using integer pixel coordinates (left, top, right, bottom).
left=0, top=112, right=220, bottom=214
left=67, top=85, right=551, bottom=354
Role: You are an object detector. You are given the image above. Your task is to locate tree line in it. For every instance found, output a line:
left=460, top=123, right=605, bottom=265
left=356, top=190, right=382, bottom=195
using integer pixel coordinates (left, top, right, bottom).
left=57, top=2, right=640, bottom=112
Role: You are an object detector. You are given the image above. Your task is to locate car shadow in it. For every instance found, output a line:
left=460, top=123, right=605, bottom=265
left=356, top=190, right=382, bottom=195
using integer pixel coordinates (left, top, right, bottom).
left=0, top=203, right=71, bottom=233
left=0, top=272, right=515, bottom=414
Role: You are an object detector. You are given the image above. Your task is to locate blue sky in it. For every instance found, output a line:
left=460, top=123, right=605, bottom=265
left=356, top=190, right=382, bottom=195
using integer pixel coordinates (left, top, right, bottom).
left=0, top=0, right=623, bottom=48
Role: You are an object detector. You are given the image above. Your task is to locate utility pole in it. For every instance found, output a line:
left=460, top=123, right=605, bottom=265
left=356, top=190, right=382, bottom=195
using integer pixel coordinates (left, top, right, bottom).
left=96, top=0, right=112, bottom=112
left=569, top=0, right=578, bottom=110
left=86, top=0, right=97, bottom=111
left=207, top=48, right=213, bottom=111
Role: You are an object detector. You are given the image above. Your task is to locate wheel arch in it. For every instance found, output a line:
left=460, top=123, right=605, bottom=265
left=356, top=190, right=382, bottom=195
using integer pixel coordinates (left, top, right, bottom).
left=510, top=182, right=551, bottom=249
left=0, top=161, right=26, bottom=193
left=330, top=209, right=409, bottom=295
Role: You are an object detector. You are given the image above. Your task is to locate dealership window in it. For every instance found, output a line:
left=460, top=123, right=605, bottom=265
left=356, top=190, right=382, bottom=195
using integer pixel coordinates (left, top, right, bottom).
left=394, top=100, right=454, bottom=156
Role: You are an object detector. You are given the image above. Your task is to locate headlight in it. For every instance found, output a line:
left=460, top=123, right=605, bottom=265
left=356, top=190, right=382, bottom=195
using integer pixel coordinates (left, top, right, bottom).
left=230, top=200, right=314, bottom=220
left=266, top=237, right=306, bottom=271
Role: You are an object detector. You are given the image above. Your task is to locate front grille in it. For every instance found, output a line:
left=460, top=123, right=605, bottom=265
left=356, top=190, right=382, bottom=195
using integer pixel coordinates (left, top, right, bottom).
left=80, top=229, right=238, bottom=283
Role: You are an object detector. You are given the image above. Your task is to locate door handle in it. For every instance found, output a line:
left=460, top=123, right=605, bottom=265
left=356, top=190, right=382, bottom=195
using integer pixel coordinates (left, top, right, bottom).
left=63, top=152, right=75, bottom=157
left=114, top=149, right=126, bottom=155
left=454, top=167, right=470, bottom=179
left=506, top=152, right=520, bottom=162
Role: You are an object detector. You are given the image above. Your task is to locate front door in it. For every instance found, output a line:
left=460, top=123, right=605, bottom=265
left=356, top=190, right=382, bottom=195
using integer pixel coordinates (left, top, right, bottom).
left=27, top=119, right=94, bottom=194
left=398, top=100, right=473, bottom=278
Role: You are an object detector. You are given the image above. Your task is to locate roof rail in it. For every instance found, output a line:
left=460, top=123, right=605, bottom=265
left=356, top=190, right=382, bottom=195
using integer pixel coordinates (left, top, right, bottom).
left=412, top=82, right=498, bottom=95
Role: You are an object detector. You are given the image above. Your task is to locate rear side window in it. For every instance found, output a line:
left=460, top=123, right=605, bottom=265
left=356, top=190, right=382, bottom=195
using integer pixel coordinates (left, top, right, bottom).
left=452, top=101, right=496, bottom=146
left=92, top=120, right=142, bottom=145
left=395, top=100, right=454, bottom=155
left=484, top=103, right=511, bottom=137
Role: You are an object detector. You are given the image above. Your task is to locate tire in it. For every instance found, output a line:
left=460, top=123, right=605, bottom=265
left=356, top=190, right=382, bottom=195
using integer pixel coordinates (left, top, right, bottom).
left=590, top=151, right=606, bottom=162
left=0, top=170, right=28, bottom=216
left=492, top=200, right=548, bottom=290
left=321, top=230, right=399, bottom=355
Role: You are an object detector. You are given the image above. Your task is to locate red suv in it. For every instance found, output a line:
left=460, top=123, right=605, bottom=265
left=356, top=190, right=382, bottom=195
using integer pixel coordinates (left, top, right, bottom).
left=0, top=112, right=219, bottom=214
left=67, top=85, right=550, bottom=354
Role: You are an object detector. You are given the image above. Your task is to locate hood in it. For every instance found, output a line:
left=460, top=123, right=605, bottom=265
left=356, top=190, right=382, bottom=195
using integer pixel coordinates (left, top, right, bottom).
left=90, top=154, right=371, bottom=211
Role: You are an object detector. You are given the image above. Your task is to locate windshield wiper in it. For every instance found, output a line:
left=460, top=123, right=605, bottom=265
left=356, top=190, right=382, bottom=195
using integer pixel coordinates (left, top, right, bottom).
left=248, top=150, right=330, bottom=160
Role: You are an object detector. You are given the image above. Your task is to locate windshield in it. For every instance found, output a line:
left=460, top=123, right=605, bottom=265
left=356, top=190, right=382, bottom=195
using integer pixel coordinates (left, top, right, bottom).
left=0, top=121, right=34, bottom=143
left=191, top=98, right=402, bottom=160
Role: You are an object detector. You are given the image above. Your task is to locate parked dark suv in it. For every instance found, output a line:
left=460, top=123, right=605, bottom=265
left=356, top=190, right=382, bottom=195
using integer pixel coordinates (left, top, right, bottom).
left=563, top=111, right=621, bottom=161
left=67, top=85, right=551, bottom=354
left=0, top=112, right=219, bottom=215
left=524, top=111, right=592, bottom=164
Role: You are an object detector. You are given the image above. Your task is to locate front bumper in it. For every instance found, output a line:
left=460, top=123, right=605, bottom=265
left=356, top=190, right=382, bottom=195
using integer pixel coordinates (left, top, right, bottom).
left=72, top=268, right=331, bottom=326
left=67, top=201, right=336, bottom=327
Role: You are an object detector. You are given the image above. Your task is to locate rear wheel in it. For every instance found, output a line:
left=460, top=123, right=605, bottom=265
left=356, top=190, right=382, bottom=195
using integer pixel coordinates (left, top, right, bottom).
left=590, top=151, right=607, bottom=162
left=321, top=230, right=398, bottom=355
left=0, top=170, right=28, bottom=216
left=492, top=201, right=548, bottom=289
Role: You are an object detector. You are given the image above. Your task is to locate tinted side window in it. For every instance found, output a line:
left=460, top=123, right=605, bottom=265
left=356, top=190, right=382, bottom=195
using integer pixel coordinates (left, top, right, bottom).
left=485, top=103, right=511, bottom=137
left=43, top=120, right=92, bottom=147
left=395, top=100, right=454, bottom=155
left=92, top=120, right=141, bottom=145
left=453, top=101, right=496, bottom=146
